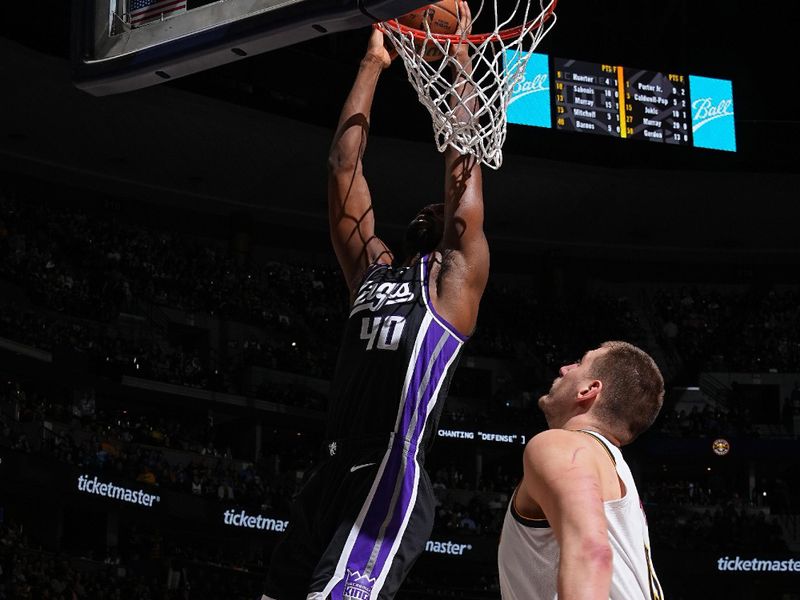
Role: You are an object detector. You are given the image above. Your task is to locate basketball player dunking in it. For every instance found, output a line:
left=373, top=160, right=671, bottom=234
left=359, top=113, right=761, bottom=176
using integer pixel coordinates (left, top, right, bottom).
left=263, top=4, right=487, bottom=599
left=498, top=342, right=666, bottom=600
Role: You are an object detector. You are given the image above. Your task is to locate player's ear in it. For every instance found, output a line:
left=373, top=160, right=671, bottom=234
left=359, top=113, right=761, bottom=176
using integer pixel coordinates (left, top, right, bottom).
left=577, top=380, right=602, bottom=403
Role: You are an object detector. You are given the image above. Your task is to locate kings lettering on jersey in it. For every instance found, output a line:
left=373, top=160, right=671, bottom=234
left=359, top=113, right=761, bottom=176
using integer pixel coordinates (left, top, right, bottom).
left=350, top=272, right=416, bottom=315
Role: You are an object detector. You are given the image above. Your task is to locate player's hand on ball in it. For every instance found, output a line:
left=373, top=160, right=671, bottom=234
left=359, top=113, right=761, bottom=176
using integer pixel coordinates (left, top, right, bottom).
left=366, top=26, right=396, bottom=69
left=449, top=0, right=472, bottom=61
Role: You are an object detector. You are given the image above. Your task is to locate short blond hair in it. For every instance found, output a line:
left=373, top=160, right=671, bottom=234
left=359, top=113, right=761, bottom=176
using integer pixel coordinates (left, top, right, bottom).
left=589, top=341, right=665, bottom=444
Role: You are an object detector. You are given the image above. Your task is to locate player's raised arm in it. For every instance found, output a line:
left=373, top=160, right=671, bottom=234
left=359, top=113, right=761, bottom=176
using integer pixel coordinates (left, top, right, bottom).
left=522, top=430, right=613, bottom=600
left=435, top=0, right=489, bottom=335
left=327, top=28, right=395, bottom=295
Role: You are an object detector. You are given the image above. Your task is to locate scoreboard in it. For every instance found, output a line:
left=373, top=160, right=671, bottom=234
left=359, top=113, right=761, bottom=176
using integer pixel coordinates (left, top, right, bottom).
left=553, top=59, right=691, bottom=144
left=507, top=53, right=736, bottom=152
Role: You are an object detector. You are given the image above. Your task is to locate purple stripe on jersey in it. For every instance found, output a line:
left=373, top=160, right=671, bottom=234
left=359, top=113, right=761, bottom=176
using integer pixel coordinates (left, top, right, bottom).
left=421, top=254, right=469, bottom=342
left=336, top=318, right=461, bottom=598
left=367, top=457, right=420, bottom=579
left=331, top=577, right=344, bottom=600
left=351, top=440, right=406, bottom=557
left=341, top=329, right=437, bottom=573
left=367, top=329, right=462, bottom=578
left=411, top=331, right=461, bottom=442
left=373, top=326, right=457, bottom=561
left=395, top=321, right=448, bottom=440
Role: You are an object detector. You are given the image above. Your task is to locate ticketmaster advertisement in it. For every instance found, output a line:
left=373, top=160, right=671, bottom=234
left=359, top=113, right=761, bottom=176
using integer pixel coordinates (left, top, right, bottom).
left=76, top=474, right=161, bottom=508
left=222, top=508, right=289, bottom=533
left=716, top=555, right=800, bottom=574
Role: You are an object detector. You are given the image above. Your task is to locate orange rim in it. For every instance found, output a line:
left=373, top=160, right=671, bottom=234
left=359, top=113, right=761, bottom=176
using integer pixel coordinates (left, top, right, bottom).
left=380, top=0, right=557, bottom=44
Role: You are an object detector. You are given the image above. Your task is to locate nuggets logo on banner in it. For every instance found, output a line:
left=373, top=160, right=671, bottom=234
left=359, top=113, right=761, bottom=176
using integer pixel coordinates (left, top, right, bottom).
left=506, top=51, right=551, bottom=129
left=689, top=75, right=736, bottom=152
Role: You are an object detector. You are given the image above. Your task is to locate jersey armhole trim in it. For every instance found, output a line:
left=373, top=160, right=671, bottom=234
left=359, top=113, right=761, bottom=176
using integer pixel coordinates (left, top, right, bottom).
left=576, top=430, right=617, bottom=465
left=420, top=254, right=469, bottom=342
left=510, top=485, right=550, bottom=529
left=576, top=430, right=630, bottom=503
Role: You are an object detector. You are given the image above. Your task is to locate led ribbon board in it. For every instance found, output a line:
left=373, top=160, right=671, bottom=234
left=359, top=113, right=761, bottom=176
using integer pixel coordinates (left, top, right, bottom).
left=506, top=53, right=736, bottom=152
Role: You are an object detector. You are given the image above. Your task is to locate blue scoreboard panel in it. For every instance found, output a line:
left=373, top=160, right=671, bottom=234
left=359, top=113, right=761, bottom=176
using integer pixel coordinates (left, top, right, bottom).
left=507, top=53, right=736, bottom=152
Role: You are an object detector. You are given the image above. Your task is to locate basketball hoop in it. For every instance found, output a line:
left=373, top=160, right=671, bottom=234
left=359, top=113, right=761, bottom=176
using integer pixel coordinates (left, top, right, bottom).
left=379, top=0, right=558, bottom=169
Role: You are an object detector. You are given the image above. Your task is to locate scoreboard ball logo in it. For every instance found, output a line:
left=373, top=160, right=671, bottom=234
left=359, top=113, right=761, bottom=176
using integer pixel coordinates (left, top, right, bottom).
left=688, top=75, right=736, bottom=152
left=712, top=438, right=730, bottom=456
left=506, top=51, right=551, bottom=129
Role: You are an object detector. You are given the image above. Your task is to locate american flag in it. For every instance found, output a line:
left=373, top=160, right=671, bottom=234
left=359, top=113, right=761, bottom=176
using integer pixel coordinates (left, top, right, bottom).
left=129, top=0, right=187, bottom=27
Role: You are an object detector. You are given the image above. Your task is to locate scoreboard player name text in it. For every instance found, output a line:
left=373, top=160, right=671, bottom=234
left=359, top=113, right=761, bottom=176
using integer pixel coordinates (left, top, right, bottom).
left=633, top=93, right=669, bottom=106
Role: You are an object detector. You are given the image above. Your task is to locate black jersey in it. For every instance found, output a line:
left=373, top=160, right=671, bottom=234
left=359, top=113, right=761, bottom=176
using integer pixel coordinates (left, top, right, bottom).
left=265, top=255, right=469, bottom=600
left=326, top=254, right=467, bottom=451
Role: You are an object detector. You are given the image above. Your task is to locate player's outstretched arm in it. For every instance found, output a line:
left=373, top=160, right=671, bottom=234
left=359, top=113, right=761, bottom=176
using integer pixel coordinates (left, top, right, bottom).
left=436, top=0, right=489, bottom=336
left=522, top=430, right=613, bottom=600
left=328, top=28, right=394, bottom=295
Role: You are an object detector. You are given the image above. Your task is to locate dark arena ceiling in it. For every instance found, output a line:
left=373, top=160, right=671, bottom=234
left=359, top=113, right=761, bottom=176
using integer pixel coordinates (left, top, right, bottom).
left=1, top=1, right=798, bottom=268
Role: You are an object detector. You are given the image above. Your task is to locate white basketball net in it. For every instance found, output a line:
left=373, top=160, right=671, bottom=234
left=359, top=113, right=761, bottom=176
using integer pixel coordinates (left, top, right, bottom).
left=379, top=0, right=557, bottom=169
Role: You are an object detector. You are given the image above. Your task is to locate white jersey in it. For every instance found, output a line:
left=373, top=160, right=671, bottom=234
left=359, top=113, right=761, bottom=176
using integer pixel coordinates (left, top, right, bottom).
left=498, top=430, right=664, bottom=600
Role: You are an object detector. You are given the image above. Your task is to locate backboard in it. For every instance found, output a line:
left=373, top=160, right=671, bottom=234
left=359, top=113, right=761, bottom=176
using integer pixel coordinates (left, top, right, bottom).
left=72, top=0, right=431, bottom=96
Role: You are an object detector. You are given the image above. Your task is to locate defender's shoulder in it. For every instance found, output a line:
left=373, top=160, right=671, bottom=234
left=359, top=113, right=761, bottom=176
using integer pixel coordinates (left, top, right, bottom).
left=523, top=430, right=596, bottom=468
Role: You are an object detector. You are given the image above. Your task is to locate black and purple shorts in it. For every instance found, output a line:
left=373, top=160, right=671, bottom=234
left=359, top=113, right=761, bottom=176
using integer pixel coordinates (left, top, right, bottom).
left=263, top=435, right=435, bottom=600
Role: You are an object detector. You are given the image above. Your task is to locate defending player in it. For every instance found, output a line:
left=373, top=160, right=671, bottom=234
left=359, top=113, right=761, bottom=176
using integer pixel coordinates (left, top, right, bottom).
left=263, top=4, right=488, bottom=599
left=498, top=341, right=666, bottom=600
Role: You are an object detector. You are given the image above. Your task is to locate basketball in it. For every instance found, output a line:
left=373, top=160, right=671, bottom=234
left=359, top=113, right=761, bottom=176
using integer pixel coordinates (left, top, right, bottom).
left=397, top=0, right=461, bottom=62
